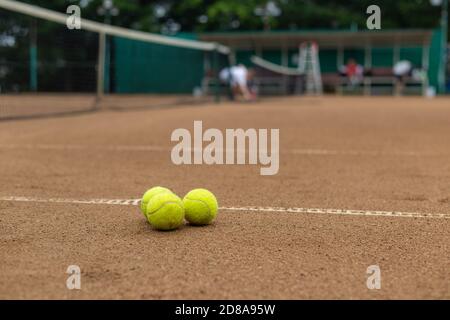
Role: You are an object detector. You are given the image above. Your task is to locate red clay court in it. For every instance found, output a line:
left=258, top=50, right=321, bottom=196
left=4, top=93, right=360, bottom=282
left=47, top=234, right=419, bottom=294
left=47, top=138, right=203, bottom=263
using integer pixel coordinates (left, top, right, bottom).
left=1, top=96, right=449, bottom=299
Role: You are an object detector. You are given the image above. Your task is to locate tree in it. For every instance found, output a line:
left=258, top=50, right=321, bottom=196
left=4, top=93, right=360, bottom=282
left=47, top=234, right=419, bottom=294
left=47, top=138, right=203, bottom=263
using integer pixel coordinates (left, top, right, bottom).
left=21, top=0, right=445, bottom=33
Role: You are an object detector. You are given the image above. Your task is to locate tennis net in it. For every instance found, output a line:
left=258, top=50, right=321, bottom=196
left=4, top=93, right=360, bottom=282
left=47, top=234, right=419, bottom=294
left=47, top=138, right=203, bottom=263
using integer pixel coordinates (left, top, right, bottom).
left=250, top=56, right=304, bottom=95
left=0, top=0, right=230, bottom=120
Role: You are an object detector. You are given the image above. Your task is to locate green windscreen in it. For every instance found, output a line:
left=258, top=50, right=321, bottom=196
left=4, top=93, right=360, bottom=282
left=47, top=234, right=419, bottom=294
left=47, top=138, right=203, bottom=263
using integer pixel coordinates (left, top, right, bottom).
left=235, top=50, right=255, bottom=67
left=113, top=36, right=213, bottom=94
left=319, top=49, right=338, bottom=73
left=371, top=48, right=394, bottom=67
left=400, top=47, right=422, bottom=67
left=343, top=49, right=365, bottom=66
left=428, top=29, right=442, bottom=91
left=261, top=50, right=282, bottom=65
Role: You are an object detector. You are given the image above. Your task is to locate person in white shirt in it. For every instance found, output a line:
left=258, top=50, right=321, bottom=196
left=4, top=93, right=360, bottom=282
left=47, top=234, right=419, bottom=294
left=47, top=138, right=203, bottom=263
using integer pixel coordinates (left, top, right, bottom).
left=219, top=64, right=255, bottom=101
left=393, top=60, right=413, bottom=96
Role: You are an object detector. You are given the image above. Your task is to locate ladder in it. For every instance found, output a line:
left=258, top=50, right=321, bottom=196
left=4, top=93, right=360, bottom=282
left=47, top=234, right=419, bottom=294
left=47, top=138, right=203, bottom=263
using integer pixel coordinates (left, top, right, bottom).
left=298, top=42, right=323, bottom=95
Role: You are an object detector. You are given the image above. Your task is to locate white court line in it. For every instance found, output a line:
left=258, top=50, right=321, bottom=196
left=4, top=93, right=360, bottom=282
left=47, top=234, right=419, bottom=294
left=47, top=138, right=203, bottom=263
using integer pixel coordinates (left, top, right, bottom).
left=0, top=144, right=447, bottom=157
left=0, top=196, right=141, bottom=206
left=0, top=144, right=168, bottom=152
left=0, top=196, right=449, bottom=219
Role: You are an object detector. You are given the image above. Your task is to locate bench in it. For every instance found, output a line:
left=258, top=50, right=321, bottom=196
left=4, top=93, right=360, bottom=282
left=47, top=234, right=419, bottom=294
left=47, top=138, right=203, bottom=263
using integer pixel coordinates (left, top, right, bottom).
left=323, top=67, right=428, bottom=96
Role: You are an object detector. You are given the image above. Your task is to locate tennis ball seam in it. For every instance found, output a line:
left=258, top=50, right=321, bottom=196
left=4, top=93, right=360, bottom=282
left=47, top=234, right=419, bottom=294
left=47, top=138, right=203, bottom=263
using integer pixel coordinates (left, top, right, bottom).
left=184, top=197, right=212, bottom=216
left=147, top=201, right=183, bottom=216
left=140, top=187, right=173, bottom=214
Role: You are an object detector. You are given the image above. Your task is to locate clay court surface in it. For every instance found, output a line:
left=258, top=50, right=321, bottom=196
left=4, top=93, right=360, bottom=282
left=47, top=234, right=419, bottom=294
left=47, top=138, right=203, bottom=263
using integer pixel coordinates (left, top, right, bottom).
left=0, top=96, right=449, bottom=299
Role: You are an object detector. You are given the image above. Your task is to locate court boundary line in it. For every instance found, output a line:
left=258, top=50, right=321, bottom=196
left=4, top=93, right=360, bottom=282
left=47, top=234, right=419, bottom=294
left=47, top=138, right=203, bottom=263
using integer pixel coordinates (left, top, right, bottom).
left=1, top=196, right=448, bottom=219
left=0, top=144, right=447, bottom=157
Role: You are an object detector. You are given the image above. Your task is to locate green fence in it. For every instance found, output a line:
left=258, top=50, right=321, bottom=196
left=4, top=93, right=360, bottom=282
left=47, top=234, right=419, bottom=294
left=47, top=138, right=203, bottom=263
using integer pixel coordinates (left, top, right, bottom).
left=113, top=36, right=207, bottom=93
left=113, top=36, right=229, bottom=94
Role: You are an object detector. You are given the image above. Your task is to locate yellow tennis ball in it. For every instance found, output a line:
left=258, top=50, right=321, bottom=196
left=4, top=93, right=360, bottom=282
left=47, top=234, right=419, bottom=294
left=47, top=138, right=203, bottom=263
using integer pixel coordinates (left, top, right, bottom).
left=183, top=188, right=218, bottom=225
left=146, top=193, right=185, bottom=231
left=140, top=186, right=172, bottom=216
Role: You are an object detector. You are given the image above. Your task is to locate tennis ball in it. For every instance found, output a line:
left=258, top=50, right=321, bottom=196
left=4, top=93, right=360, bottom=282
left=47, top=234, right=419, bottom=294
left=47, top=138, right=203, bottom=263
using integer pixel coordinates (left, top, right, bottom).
left=146, top=193, right=185, bottom=231
left=140, top=186, right=172, bottom=216
left=183, top=188, right=218, bottom=225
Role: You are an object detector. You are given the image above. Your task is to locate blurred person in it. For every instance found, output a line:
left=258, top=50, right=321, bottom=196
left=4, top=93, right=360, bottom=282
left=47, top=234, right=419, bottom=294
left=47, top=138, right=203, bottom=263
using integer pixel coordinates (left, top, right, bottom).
left=341, top=58, right=364, bottom=89
left=219, top=64, right=256, bottom=102
left=393, top=60, right=413, bottom=96
left=219, top=66, right=234, bottom=100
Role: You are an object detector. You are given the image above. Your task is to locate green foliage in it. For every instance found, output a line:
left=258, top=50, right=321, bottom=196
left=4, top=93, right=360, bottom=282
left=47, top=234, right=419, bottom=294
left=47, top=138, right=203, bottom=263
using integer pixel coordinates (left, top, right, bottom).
left=12, top=0, right=447, bottom=32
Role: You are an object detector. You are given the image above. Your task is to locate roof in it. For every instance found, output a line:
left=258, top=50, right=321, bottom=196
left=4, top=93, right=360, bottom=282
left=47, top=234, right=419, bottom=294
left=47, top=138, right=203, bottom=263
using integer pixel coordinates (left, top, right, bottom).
left=198, top=29, right=435, bottom=49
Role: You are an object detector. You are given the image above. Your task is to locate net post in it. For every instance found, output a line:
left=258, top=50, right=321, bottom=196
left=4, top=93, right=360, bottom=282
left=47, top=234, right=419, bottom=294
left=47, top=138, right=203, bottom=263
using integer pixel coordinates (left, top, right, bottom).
left=96, top=31, right=106, bottom=108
